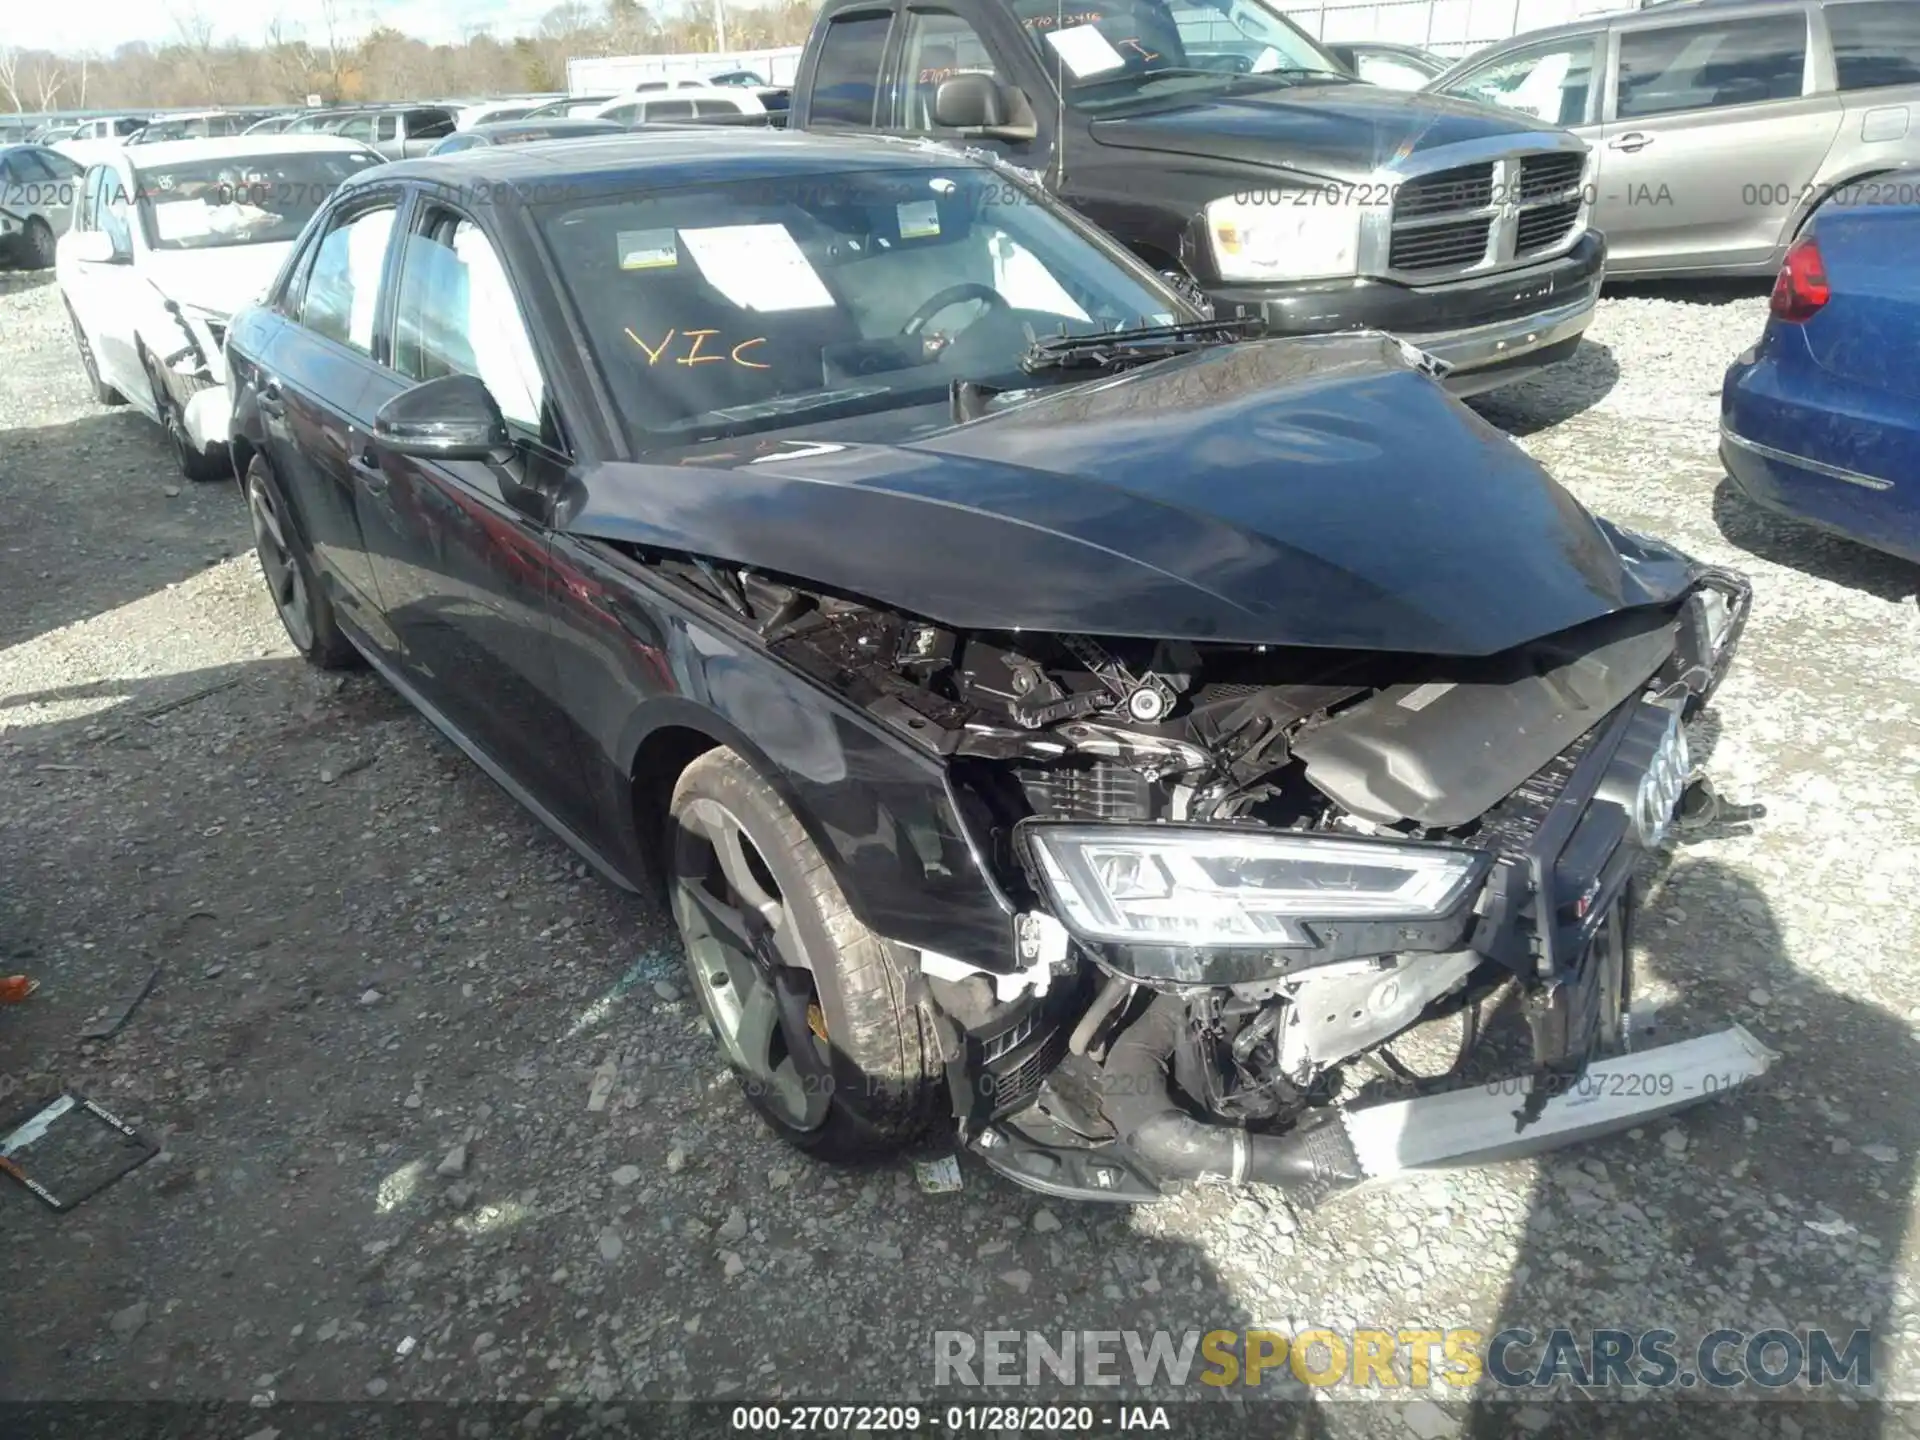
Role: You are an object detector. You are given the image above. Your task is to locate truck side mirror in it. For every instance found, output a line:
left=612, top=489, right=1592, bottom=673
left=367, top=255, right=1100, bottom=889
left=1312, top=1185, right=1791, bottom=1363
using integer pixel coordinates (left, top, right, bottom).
left=933, top=74, right=1039, bottom=142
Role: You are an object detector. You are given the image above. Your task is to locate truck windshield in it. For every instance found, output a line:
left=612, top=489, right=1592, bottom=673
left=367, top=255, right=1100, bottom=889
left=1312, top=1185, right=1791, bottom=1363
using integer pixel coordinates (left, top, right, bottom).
left=537, top=166, right=1180, bottom=445
left=1008, top=0, right=1347, bottom=110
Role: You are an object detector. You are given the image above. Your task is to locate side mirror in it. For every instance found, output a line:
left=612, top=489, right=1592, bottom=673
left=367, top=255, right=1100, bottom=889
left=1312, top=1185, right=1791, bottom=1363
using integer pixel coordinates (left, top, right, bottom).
left=933, top=74, right=1039, bottom=141
left=69, top=229, right=125, bottom=265
left=374, top=373, right=512, bottom=462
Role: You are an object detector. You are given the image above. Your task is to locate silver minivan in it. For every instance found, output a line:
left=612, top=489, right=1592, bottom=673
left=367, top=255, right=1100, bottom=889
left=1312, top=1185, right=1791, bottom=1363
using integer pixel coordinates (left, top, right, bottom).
left=1427, top=0, right=1920, bottom=277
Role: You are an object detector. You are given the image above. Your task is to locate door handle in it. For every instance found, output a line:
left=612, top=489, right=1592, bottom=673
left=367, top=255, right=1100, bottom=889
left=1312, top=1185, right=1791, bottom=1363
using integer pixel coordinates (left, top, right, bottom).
left=258, top=380, right=283, bottom=417
left=353, top=441, right=388, bottom=493
left=1608, top=132, right=1653, bottom=152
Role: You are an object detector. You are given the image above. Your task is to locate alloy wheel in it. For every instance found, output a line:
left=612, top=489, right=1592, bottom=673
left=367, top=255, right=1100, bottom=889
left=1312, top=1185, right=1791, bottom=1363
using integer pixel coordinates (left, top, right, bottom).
left=671, top=796, right=834, bottom=1132
left=247, top=472, right=315, bottom=653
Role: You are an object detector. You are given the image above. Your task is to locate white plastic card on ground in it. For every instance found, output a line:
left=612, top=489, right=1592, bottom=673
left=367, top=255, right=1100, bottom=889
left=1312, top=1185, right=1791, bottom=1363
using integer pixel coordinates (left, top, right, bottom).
left=1341, top=1024, right=1779, bottom=1178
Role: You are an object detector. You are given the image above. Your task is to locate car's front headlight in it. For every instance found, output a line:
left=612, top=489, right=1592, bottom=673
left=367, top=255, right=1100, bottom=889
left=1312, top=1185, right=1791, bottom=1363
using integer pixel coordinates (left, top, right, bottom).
left=1025, top=824, right=1487, bottom=948
left=1205, top=190, right=1364, bottom=283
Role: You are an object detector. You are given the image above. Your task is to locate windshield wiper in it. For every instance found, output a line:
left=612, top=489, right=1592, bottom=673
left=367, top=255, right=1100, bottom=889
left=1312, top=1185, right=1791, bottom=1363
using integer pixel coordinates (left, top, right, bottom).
left=1020, top=318, right=1265, bottom=376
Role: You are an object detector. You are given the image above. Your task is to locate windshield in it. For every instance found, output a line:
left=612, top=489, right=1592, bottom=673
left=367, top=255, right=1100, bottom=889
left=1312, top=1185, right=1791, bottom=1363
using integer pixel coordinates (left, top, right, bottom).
left=1008, top=0, right=1344, bottom=111
left=132, top=150, right=385, bottom=252
left=538, top=166, right=1179, bottom=445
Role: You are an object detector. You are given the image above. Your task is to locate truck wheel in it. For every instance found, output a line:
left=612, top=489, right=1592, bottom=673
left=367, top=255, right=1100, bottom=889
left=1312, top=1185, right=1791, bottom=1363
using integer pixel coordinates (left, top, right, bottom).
left=668, top=748, right=944, bottom=1160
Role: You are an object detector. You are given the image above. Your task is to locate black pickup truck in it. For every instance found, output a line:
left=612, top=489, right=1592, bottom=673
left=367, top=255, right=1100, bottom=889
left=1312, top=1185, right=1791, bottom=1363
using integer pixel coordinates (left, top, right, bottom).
left=788, top=0, right=1606, bottom=395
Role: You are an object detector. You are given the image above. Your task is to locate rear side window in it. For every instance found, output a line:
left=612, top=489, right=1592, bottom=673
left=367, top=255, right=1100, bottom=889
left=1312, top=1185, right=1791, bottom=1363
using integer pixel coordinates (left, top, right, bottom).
left=648, top=99, right=697, bottom=120
left=600, top=103, right=642, bottom=123
left=1616, top=15, right=1809, bottom=120
left=298, top=204, right=398, bottom=355
left=1827, top=1, right=1920, bottom=91
left=411, top=110, right=457, bottom=139
left=809, top=11, right=892, bottom=126
left=692, top=97, right=739, bottom=117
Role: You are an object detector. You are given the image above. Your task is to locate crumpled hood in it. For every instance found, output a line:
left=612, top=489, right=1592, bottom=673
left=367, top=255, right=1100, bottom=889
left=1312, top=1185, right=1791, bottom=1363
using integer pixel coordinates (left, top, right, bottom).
left=561, top=334, right=1703, bottom=656
left=1088, top=83, right=1547, bottom=181
left=142, top=241, right=296, bottom=318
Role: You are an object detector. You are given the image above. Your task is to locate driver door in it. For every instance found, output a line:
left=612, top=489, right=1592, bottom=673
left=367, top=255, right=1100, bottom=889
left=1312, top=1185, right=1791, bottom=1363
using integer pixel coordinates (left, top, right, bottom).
left=882, top=5, right=1054, bottom=171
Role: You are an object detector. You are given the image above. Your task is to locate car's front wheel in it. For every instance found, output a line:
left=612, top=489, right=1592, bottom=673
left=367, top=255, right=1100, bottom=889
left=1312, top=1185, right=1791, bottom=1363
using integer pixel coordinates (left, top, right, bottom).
left=143, top=348, right=227, bottom=482
left=244, top=454, right=359, bottom=670
left=668, top=747, right=944, bottom=1160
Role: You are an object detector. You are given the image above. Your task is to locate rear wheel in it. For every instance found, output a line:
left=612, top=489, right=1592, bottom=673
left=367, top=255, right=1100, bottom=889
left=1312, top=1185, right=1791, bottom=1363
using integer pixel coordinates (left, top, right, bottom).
left=245, top=454, right=359, bottom=670
left=668, top=748, right=943, bottom=1160
left=67, top=303, right=124, bottom=406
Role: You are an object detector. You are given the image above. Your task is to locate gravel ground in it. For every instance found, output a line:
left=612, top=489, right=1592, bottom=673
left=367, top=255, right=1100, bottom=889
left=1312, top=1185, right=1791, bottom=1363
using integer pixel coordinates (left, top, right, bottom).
left=2, top=263, right=1919, bottom=1438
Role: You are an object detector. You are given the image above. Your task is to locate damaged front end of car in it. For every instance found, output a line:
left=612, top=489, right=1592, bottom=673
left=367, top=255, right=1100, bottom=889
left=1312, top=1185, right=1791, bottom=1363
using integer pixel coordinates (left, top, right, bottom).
left=571, top=334, right=1775, bottom=1203
left=625, top=542, right=1765, bottom=1204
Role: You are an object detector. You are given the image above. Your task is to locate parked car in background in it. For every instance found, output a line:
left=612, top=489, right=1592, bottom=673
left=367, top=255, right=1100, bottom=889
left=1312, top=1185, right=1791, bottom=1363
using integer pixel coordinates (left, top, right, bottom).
left=131, top=110, right=277, bottom=145
left=1427, top=0, right=1920, bottom=278
left=0, top=144, right=84, bottom=268
left=30, top=124, right=80, bottom=144
left=1721, top=199, right=1920, bottom=563
left=455, top=100, right=542, bottom=129
left=222, top=131, right=1760, bottom=1204
left=1325, top=40, right=1450, bottom=89
left=241, top=113, right=305, bottom=135
left=428, top=119, right=629, bottom=154
left=324, top=106, right=460, bottom=160
left=55, top=135, right=385, bottom=480
left=521, top=94, right=621, bottom=119
left=56, top=116, right=151, bottom=166
left=592, top=89, right=768, bottom=124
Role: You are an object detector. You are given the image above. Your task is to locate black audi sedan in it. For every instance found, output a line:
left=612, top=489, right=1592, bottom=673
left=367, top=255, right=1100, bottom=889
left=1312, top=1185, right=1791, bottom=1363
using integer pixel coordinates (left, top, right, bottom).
left=226, top=132, right=1764, bottom=1205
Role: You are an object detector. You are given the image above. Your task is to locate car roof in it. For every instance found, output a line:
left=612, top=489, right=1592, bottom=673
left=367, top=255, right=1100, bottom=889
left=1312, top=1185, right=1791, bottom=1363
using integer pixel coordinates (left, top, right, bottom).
left=371, top=130, right=996, bottom=201
left=468, top=119, right=629, bottom=137
left=116, top=134, right=381, bottom=168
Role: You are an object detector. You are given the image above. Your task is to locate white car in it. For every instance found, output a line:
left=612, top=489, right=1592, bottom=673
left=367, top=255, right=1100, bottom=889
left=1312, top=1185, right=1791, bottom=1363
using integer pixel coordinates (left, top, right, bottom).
left=590, top=88, right=766, bottom=123
left=55, top=135, right=384, bottom=481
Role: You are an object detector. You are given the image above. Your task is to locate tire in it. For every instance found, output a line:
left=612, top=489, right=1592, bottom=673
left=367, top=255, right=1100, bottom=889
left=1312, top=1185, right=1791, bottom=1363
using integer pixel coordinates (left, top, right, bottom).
left=143, top=347, right=227, bottom=482
left=243, top=454, right=360, bottom=670
left=668, top=747, right=943, bottom=1160
left=24, top=218, right=56, bottom=269
left=66, top=303, right=124, bottom=406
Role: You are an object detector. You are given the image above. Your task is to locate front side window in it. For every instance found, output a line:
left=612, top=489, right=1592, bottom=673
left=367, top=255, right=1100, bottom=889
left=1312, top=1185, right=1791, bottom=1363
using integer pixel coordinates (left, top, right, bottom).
left=392, top=215, right=547, bottom=432
left=1445, top=38, right=1597, bottom=127
left=808, top=12, right=892, bottom=127
left=297, top=204, right=398, bottom=355
left=1827, top=1, right=1920, bottom=92
left=537, top=165, right=1178, bottom=446
left=600, top=103, right=643, bottom=123
left=648, top=99, right=697, bottom=120
left=131, top=149, right=385, bottom=253
left=1615, top=15, right=1808, bottom=121
left=335, top=115, right=376, bottom=141
left=903, top=11, right=1002, bottom=130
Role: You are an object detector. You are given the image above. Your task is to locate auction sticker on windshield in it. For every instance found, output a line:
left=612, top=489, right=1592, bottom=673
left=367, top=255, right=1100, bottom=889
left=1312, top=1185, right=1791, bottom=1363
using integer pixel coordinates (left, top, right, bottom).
left=1046, top=24, right=1127, bottom=77
left=617, top=228, right=679, bottom=270
left=679, top=224, right=834, bottom=312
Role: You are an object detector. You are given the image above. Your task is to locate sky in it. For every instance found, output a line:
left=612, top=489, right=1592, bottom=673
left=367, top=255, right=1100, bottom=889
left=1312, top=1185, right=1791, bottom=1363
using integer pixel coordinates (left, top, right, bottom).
left=8, top=0, right=578, bottom=55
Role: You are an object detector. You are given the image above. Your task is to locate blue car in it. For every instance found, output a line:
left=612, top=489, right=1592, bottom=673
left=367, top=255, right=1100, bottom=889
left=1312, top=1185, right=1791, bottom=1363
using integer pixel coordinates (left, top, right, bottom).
left=1721, top=200, right=1920, bottom=566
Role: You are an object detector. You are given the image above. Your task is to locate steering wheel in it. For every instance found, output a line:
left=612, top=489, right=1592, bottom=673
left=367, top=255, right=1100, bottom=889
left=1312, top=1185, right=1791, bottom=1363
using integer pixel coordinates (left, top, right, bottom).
left=901, top=283, right=1009, bottom=338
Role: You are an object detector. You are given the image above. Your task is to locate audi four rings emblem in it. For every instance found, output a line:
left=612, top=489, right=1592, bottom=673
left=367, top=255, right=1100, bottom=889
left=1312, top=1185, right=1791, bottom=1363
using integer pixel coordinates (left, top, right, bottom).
left=1633, top=712, right=1691, bottom=849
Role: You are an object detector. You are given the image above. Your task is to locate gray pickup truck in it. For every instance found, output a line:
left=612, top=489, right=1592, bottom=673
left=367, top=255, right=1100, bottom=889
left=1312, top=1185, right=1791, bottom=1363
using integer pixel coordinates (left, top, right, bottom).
left=325, top=106, right=460, bottom=161
left=788, top=0, right=1607, bottom=395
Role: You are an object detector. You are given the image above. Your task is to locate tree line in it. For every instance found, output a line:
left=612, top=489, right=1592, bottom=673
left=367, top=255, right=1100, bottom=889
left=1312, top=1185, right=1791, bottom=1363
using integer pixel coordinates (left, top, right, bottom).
left=0, top=0, right=824, bottom=114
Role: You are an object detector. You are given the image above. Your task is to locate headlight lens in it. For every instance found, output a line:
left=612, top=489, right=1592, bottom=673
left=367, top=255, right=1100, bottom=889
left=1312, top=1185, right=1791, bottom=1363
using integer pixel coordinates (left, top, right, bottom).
left=1205, top=190, right=1363, bottom=283
left=1026, top=825, right=1486, bottom=948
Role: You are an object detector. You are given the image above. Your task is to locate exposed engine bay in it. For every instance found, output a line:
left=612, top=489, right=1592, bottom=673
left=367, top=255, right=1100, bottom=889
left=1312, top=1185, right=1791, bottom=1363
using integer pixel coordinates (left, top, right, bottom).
left=638, top=546, right=1767, bottom=1203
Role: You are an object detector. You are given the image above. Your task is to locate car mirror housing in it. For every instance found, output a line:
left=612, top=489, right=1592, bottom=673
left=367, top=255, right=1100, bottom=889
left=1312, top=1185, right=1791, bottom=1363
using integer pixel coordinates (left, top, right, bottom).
left=70, top=230, right=126, bottom=265
left=933, top=75, right=1039, bottom=142
left=375, top=374, right=512, bottom=462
